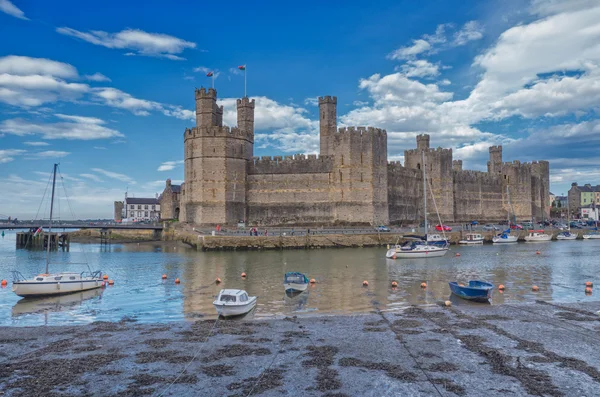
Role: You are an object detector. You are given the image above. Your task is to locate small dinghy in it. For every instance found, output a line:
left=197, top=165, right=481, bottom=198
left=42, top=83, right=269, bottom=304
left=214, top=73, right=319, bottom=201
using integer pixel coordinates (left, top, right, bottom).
left=448, top=281, right=494, bottom=302
left=284, top=272, right=309, bottom=292
left=213, top=289, right=257, bottom=317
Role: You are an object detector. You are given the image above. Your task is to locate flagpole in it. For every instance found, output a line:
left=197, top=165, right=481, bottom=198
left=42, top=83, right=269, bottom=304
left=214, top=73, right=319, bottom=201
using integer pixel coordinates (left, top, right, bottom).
left=212, top=73, right=215, bottom=89
left=244, top=66, right=247, bottom=98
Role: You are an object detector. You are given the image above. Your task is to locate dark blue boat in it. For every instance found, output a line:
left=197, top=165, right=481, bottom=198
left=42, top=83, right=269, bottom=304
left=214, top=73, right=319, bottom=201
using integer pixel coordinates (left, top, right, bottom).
left=448, top=280, right=493, bottom=302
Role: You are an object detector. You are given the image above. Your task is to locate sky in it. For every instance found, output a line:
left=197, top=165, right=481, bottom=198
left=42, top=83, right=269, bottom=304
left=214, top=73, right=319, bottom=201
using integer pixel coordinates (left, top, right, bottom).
left=1, top=0, right=600, bottom=220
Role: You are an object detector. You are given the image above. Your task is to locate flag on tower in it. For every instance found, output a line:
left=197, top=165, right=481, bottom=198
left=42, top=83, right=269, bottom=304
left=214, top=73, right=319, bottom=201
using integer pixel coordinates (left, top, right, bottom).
left=33, top=227, right=42, bottom=237
left=206, top=71, right=215, bottom=88
left=238, top=65, right=246, bottom=70
left=238, top=65, right=247, bottom=97
left=206, top=71, right=214, bottom=77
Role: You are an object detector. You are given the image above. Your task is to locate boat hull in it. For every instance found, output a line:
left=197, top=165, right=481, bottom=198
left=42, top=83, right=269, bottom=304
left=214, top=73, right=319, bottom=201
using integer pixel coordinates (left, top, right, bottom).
left=458, top=240, right=483, bottom=245
left=386, top=247, right=448, bottom=258
left=556, top=234, right=577, bottom=240
left=449, top=281, right=493, bottom=302
left=492, top=236, right=518, bottom=244
left=213, top=297, right=257, bottom=317
left=524, top=235, right=551, bottom=242
left=284, top=282, right=308, bottom=292
left=12, top=278, right=104, bottom=297
left=583, top=234, right=600, bottom=239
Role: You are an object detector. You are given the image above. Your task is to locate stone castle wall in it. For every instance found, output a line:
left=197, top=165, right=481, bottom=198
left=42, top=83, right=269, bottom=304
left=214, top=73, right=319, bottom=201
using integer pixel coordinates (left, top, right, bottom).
left=175, top=87, right=550, bottom=226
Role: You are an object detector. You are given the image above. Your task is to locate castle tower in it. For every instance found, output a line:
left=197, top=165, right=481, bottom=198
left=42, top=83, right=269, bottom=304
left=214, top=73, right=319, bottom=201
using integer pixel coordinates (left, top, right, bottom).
left=488, top=146, right=502, bottom=175
left=181, top=88, right=253, bottom=225
left=416, top=134, right=430, bottom=152
left=319, top=96, right=337, bottom=156
left=195, top=88, right=223, bottom=128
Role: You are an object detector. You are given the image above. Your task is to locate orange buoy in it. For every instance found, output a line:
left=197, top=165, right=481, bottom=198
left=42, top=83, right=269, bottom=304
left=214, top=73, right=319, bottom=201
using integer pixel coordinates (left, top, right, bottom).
left=362, top=280, right=369, bottom=286
left=310, top=278, right=316, bottom=284
left=391, top=281, right=398, bottom=287
left=392, top=255, right=397, bottom=259
left=585, top=281, right=593, bottom=288
left=215, top=277, right=221, bottom=284
left=532, top=285, right=539, bottom=292
left=536, top=251, right=540, bottom=255
left=420, top=282, right=427, bottom=289
left=175, top=278, right=180, bottom=284
left=241, top=272, right=247, bottom=278
left=162, top=274, right=167, bottom=279
left=103, top=274, right=108, bottom=280
left=108, top=279, right=114, bottom=285
left=455, top=253, right=461, bottom=257
left=585, top=287, right=593, bottom=294
left=498, top=284, right=505, bottom=290
left=1, top=279, right=7, bottom=287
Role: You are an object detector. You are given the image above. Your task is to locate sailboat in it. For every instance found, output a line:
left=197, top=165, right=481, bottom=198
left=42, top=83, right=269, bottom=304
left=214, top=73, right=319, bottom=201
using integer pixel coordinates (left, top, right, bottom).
left=386, top=151, right=449, bottom=258
left=492, top=186, right=518, bottom=244
left=556, top=200, right=577, bottom=240
left=12, top=164, right=104, bottom=297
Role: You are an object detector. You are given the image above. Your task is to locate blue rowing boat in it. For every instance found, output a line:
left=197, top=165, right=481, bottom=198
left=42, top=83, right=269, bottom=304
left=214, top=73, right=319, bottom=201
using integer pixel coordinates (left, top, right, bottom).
left=448, top=280, right=493, bottom=302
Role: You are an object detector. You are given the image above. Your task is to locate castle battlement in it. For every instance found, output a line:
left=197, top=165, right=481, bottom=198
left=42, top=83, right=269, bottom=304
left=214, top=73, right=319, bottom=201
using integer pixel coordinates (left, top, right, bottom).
left=184, top=125, right=253, bottom=141
left=237, top=97, right=255, bottom=107
left=454, top=169, right=502, bottom=185
left=489, top=145, right=502, bottom=153
left=195, top=87, right=217, bottom=99
left=318, top=96, right=337, bottom=104
left=250, top=153, right=334, bottom=175
left=336, top=126, right=386, bottom=136
left=404, top=147, right=452, bottom=155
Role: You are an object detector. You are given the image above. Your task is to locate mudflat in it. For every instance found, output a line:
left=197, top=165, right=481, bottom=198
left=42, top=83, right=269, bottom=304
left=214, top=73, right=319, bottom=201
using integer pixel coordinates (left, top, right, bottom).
left=1, top=301, right=600, bottom=396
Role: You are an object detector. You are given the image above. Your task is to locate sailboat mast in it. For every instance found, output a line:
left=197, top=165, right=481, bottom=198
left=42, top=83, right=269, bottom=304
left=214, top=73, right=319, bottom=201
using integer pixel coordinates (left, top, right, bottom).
left=422, top=151, right=427, bottom=234
left=46, top=163, right=58, bottom=274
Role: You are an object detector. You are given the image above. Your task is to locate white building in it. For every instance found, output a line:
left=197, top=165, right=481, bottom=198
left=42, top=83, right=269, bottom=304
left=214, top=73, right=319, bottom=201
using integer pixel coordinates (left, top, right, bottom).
left=581, top=206, right=598, bottom=221
left=124, top=196, right=160, bottom=222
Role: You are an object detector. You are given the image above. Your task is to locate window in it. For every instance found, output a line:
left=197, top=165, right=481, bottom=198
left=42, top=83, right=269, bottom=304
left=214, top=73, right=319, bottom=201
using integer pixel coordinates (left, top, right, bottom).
left=130, top=205, right=134, bottom=210
left=145, top=205, right=148, bottom=210
left=240, top=294, right=248, bottom=302
left=145, top=211, right=149, bottom=217
left=152, top=205, right=155, bottom=210
left=137, top=205, right=141, bottom=210
left=36, top=277, right=44, bottom=281
left=220, top=295, right=236, bottom=302
left=54, top=276, right=62, bottom=281
left=70, top=276, right=76, bottom=280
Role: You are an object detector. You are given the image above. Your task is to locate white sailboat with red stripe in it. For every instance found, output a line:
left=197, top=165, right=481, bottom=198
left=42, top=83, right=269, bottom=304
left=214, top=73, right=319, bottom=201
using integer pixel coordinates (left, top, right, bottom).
left=12, top=163, right=104, bottom=298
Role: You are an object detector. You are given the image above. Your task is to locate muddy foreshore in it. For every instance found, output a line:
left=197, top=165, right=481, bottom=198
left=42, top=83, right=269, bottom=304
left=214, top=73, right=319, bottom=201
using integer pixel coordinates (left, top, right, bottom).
left=1, top=301, right=600, bottom=396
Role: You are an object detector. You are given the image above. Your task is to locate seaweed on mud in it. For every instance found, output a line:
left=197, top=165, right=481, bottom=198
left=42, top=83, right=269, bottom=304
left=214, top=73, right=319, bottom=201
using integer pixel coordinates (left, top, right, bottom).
left=131, top=373, right=197, bottom=385
left=72, top=344, right=102, bottom=353
left=322, top=393, right=351, bottom=397
left=1, top=354, right=125, bottom=396
left=431, top=378, right=466, bottom=395
left=100, top=369, right=123, bottom=376
left=239, top=336, right=271, bottom=343
left=476, top=315, right=511, bottom=321
left=420, top=352, right=439, bottom=358
left=0, top=337, right=36, bottom=344
left=283, top=331, right=309, bottom=338
left=204, top=344, right=271, bottom=362
left=135, top=350, right=194, bottom=364
left=536, top=300, right=598, bottom=317
left=528, top=356, right=557, bottom=363
left=227, top=367, right=284, bottom=396
left=217, top=326, right=256, bottom=336
left=555, top=311, right=599, bottom=322
left=363, top=327, right=387, bottom=332
left=302, top=345, right=338, bottom=368
left=316, top=368, right=342, bottom=391
left=143, top=338, right=172, bottom=349
left=364, top=320, right=386, bottom=326
left=396, top=329, right=423, bottom=335
left=339, top=357, right=417, bottom=381
left=392, top=319, right=422, bottom=329
left=280, top=338, right=293, bottom=345
left=90, top=321, right=127, bottom=332
left=426, top=362, right=459, bottom=372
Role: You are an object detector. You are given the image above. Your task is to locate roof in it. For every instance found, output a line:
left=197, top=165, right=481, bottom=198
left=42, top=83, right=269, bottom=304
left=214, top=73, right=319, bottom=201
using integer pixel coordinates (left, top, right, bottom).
left=171, top=184, right=181, bottom=193
left=219, top=289, right=246, bottom=295
left=126, top=197, right=159, bottom=205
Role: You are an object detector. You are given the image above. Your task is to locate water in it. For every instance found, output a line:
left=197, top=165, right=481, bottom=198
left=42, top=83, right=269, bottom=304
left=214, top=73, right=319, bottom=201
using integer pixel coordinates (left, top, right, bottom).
left=0, top=230, right=598, bottom=326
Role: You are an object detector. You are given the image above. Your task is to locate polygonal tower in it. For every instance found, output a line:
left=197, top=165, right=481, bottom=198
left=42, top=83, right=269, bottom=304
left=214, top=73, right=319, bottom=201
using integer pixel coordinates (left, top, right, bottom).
left=180, top=88, right=254, bottom=225
left=319, top=96, right=337, bottom=156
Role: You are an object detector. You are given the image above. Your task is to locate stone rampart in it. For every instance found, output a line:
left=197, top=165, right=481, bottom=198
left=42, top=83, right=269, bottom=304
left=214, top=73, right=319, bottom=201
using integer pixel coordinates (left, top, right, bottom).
left=388, top=163, right=423, bottom=225
left=250, top=154, right=334, bottom=175
left=452, top=170, right=505, bottom=222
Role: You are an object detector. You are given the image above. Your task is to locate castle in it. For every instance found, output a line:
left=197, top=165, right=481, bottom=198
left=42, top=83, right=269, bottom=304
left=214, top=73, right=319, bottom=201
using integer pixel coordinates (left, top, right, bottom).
left=159, top=88, right=550, bottom=225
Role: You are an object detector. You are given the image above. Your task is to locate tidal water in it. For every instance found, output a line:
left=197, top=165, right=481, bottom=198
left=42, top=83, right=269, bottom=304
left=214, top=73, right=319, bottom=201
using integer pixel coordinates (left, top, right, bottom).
left=0, top=230, right=598, bottom=326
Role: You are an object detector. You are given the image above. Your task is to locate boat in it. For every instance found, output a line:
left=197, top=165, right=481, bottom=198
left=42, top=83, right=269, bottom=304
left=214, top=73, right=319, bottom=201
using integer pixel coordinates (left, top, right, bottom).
left=583, top=232, right=600, bottom=239
left=556, top=231, right=577, bottom=240
left=458, top=233, right=484, bottom=245
left=448, top=281, right=494, bottom=302
left=386, top=150, right=448, bottom=259
left=524, top=230, right=552, bottom=242
left=12, top=288, right=103, bottom=317
left=213, top=289, right=257, bottom=317
left=427, top=233, right=449, bottom=246
left=492, top=186, right=519, bottom=244
left=284, top=272, right=309, bottom=292
left=12, top=163, right=104, bottom=298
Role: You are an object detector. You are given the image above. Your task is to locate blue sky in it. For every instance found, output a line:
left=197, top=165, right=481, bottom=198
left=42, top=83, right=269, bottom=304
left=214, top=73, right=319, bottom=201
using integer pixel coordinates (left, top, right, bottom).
left=1, top=0, right=600, bottom=219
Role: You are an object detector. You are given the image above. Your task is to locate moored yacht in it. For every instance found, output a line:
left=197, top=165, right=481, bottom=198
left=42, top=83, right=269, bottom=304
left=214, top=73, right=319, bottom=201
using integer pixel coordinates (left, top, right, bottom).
left=459, top=233, right=484, bottom=245
left=524, top=230, right=552, bottom=242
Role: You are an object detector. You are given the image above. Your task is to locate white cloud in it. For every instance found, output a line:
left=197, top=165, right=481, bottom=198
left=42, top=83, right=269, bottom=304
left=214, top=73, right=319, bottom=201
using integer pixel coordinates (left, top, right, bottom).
left=358, top=73, right=453, bottom=106
left=398, top=60, right=440, bottom=78
left=80, top=173, right=103, bottom=183
left=0, top=149, right=26, bottom=163
left=91, top=168, right=135, bottom=184
left=0, top=0, right=28, bottom=20
left=23, top=141, right=49, bottom=146
left=34, top=170, right=81, bottom=182
left=388, top=39, right=432, bottom=60
left=94, top=146, right=107, bottom=150
left=56, top=27, right=196, bottom=60
left=452, top=21, right=484, bottom=46
left=0, top=114, right=124, bottom=140
left=85, top=72, right=111, bottom=82
left=304, top=97, right=319, bottom=106
left=157, top=160, right=184, bottom=172
left=27, top=150, right=70, bottom=158
left=0, top=56, right=77, bottom=78
left=530, top=0, right=599, bottom=16
left=91, top=87, right=160, bottom=116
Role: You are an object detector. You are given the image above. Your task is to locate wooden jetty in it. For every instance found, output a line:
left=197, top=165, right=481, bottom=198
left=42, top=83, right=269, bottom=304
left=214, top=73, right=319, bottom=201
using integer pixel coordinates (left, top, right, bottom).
left=16, top=230, right=70, bottom=251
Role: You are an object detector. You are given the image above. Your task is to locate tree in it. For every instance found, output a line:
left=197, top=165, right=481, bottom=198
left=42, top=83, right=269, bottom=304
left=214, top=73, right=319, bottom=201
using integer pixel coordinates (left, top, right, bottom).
left=557, top=200, right=562, bottom=208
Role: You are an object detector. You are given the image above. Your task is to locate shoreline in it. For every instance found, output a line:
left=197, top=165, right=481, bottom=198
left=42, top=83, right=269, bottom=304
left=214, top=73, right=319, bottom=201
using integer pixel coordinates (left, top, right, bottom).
left=1, top=301, right=599, bottom=396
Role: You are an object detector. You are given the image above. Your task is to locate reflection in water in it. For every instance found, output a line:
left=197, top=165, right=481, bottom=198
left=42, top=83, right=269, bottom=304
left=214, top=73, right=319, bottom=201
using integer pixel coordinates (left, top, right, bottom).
left=12, top=288, right=103, bottom=317
left=0, top=229, right=599, bottom=325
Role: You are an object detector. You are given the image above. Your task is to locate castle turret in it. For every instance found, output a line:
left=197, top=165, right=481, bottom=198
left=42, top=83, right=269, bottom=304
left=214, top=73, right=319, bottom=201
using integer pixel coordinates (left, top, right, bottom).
left=416, top=134, right=430, bottom=152
left=453, top=160, right=463, bottom=171
left=488, top=145, right=502, bottom=175
left=237, top=97, right=255, bottom=155
left=195, top=87, right=222, bottom=128
left=319, top=96, right=337, bottom=156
